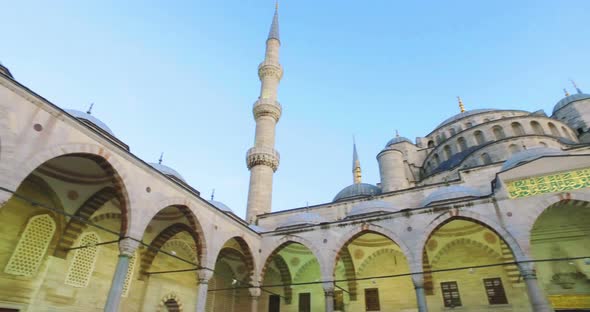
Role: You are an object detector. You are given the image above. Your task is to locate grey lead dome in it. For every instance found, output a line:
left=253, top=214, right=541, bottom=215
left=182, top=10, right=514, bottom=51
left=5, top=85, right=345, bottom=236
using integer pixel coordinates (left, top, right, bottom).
left=333, top=183, right=382, bottom=202
left=149, top=163, right=186, bottom=182
left=65, top=109, right=115, bottom=136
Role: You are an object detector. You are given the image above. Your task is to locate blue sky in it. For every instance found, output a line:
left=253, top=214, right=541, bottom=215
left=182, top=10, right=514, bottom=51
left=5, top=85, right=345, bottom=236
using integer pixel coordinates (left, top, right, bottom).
left=3, top=1, right=589, bottom=218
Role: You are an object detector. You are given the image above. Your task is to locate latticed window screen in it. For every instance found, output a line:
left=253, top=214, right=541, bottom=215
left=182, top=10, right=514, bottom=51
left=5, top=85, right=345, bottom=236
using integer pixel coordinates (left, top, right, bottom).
left=122, top=251, right=137, bottom=297
left=483, top=278, right=508, bottom=305
left=441, top=281, right=462, bottom=308
left=364, top=288, right=380, bottom=311
left=4, top=214, right=56, bottom=277
left=65, top=232, right=100, bottom=287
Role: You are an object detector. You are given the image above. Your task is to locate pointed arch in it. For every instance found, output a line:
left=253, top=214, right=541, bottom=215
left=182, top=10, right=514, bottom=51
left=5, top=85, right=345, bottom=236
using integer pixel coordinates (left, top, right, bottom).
left=272, top=254, right=293, bottom=304
left=55, top=186, right=117, bottom=258
left=140, top=223, right=200, bottom=276
left=157, top=292, right=184, bottom=312
left=356, top=248, right=406, bottom=277
left=416, top=210, right=526, bottom=267
left=337, top=247, right=357, bottom=301
left=8, top=146, right=132, bottom=236
left=259, top=235, right=325, bottom=283
left=215, top=236, right=256, bottom=285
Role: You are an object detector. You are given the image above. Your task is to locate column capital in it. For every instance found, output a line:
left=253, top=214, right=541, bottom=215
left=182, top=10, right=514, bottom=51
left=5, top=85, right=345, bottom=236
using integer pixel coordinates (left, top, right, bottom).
left=118, top=238, right=140, bottom=257
left=518, top=262, right=537, bottom=280
left=322, top=281, right=335, bottom=296
left=197, top=269, right=214, bottom=284
left=249, top=287, right=262, bottom=298
left=411, top=273, right=425, bottom=289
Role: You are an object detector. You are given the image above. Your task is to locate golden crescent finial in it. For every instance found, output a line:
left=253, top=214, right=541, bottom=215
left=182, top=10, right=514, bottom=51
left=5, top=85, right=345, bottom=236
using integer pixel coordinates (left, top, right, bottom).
left=457, top=96, right=465, bottom=113
left=275, top=0, right=278, bottom=10
left=564, top=88, right=570, bottom=97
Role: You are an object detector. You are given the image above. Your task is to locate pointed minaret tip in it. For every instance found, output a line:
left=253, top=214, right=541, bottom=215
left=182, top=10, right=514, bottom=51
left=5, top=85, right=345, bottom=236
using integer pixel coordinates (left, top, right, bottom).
left=268, top=1, right=280, bottom=42
left=352, top=139, right=362, bottom=184
left=570, top=79, right=583, bottom=94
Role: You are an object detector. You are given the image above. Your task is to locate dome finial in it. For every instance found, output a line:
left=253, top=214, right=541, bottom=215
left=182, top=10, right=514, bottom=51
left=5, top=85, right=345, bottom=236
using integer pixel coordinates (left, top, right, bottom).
left=457, top=96, right=465, bottom=113
left=352, top=138, right=362, bottom=184
left=570, top=79, right=583, bottom=94
left=210, top=188, right=215, bottom=201
left=563, top=88, right=570, bottom=97
left=395, top=129, right=400, bottom=138
left=158, top=152, right=164, bottom=164
left=86, top=103, right=94, bottom=115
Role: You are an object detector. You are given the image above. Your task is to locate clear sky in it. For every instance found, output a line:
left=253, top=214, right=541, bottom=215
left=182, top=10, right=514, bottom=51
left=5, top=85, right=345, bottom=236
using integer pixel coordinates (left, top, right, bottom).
left=3, top=1, right=590, bottom=219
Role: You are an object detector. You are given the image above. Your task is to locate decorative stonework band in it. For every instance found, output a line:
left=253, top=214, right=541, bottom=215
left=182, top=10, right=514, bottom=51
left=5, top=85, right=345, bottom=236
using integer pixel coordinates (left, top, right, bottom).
left=258, top=62, right=283, bottom=80
left=246, top=147, right=280, bottom=172
left=506, top=167, right=590, bottom=199
left=253, top=98, right=282, bottom=121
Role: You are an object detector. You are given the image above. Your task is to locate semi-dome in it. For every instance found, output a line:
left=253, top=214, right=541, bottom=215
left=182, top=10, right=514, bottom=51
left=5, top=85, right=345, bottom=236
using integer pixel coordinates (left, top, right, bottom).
left=208, top=200, right=233, bottom=213
left=436, top=109, right=498, bottom=129
left=422, top=185, right=484, bottom=207
left=385, top=136, right=412, bottom=147
left=66, top=109, right=115, bottom=136
left=333, top=183, right=382, bottom=202
left=347, top=200, right=398, bottom=217
left=149, top=162, right=186, bottom=182
left=276, top=212, right=327, bottom=229
left=553, top=93, right=590, bottom=114
left=501, top=147, right=565, bottom=171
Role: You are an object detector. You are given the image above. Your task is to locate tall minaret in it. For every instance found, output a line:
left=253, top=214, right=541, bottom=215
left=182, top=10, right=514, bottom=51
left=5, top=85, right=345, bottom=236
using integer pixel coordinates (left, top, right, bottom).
left=245, top=3, right=283, bottom=223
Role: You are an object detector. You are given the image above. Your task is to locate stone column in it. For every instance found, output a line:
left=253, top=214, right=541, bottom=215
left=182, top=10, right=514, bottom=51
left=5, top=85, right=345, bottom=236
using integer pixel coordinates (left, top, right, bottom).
left=104, top=238, right=139, bottom=312
left=518, top=262, right=554, bottom=312
left=249, top=287, right=261, bottom=312
left=411, top=274, right=428, bottom=312
left=323, top=283, right=335, bottom=312
left=195, top=269, right=214, bottom=312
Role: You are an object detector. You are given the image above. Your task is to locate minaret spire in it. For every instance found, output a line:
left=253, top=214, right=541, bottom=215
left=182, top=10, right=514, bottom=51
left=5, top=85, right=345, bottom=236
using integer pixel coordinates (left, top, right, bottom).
left=245, top=5, right=284, bottom=223
left=571, top=79, right=583, bottom=94
left=352, top=139, right=362, bottom=184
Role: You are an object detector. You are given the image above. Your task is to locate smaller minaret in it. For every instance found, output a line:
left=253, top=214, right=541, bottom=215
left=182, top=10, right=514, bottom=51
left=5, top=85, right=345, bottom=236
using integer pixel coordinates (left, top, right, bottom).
left=352, top=139, right=362, bottom=184
left=457, top=96, right=465, bottom=113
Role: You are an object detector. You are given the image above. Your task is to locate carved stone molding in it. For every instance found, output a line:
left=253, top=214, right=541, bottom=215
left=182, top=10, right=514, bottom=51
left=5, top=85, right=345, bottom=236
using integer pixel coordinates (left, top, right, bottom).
left=258, top=62, right=283, bottom=80
left=246, top=147, right=280, bottom=172
left=118, top=238, right=140, bottom=257
left=253, top=98, right=282, bottom=121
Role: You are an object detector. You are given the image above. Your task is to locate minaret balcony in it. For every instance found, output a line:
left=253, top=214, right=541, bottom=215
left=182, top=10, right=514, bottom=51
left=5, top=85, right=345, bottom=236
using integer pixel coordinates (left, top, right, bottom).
left=246, top=147, right=280, bottom=172
left=258, top=62, right=283, bottom=80
left=253, top=98, right=282, bottom=121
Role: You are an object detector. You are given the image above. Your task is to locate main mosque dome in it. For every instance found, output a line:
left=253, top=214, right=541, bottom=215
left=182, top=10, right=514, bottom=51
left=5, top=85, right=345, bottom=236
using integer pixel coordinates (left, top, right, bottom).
left=333, top=183, right=382, bottom=202
left=436, top=109, right=498, bottom=129
left=501, top=147, right=565, bottom=171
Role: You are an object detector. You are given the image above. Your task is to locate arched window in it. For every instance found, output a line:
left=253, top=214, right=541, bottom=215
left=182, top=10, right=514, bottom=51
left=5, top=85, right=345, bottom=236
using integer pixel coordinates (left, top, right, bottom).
left=539, top=141, right=547, bottom=147
left=508, top=144, right=520, bottom=155
left=483, top=118, right=491, bottom=123
left=449, top=128, right=456, bottom=136
left=436, top=135, right=442, bottom=144
left=530, top=121, right=544, bottom=135
left=427, top=140, right=435, bottom=148
left=465, top=122, right=473, bottom=128
left=457, top=137, right=468, bottom=152
left=511, top=122, right=525, bottom=136
left=474, top=131, right=485, bottom=145
left=548, top=122, right=560, bottom=136
left=4, top=214, right=56, bottom=277
left=444, top=145, right=452, bottom=160
left=65, top=232, right=100, bottom=287
left=492, top=125, right=506, bottom=140
left=481, top=153, right=492, bottom=165
left=122, top=251, right=138, bottom=297
left=561, top=126, right=572, bottom=140
left=433, top=154, right=440, bottom=166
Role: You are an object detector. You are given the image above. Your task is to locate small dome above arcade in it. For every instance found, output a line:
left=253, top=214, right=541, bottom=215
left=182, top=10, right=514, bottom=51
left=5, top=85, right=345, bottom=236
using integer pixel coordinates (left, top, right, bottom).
left=206, top=189, right=233, bottom=213
left=422, top=185, right=484, bottom=207
left=385, top=131, right=412, bottom=147
left=149, top=153, right=186, bottom=183
left=65, top=104, right=115, bottom=136
left=347, top=200, right=398, bottom=217
left=501, top=147, right=565, bottom=171
left=276, top=212, right=327, bottom=229
left=0, top=62, right=13, bottom=78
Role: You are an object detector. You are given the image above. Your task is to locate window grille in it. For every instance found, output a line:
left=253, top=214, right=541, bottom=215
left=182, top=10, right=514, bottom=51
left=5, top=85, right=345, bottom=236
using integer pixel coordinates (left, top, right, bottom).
left=364, top=288, right=380, bottom=311
left=298, top=293, right=310, bottom=312
left=441, top=281, right=462, bottom=308
left=483, top=278, right=508, bottom=305
left=65, top=232, right=100, bottom=287
left=4, top=214, right=56, bottom=277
